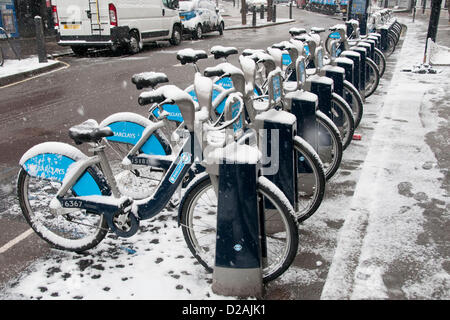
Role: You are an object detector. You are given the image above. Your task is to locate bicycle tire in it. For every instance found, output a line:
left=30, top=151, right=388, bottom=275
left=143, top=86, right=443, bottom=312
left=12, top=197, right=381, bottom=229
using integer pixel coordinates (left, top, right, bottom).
left=343, top=79, right=364, bottom=128
left=373, top=47, right=386, bottom=77
left=0, top=48, right=3, bottom=67
left=331, top=92, right=355, bottom=150
left=316, top=110, right=343, bottom=180
left=180, top=175, right=299, bottom=283
left=364, top=58, right=380, bottom=98
left=384, top=33, right=396, bottom=57
left=293, top=136, right=326, bottom=222
left=17, top=167, right=109, bottom=252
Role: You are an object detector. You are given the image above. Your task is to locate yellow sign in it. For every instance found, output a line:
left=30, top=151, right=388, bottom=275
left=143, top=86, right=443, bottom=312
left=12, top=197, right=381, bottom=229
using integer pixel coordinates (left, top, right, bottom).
left=64, top=25, right=81, bottom=30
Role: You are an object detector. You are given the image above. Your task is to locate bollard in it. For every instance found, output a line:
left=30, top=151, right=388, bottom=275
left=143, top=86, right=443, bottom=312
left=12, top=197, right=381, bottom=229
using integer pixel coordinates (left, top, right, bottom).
left=261, top=5, right=265, bottom=19
left=272, top=5, right=277, bottom=22
left=267, top=3, right=272, bottom=22
left=252, top=6, right=257, bottom=27
left=34, top=16, right=48, bottom=63
left=289, top=1, right=293, bottom=19
left=212, top=159, right=263, bottom=298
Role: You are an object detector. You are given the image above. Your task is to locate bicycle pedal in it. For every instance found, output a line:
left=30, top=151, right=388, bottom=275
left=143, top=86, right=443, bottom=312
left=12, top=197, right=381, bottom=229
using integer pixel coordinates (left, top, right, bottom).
left=353, top=134, right=362, bottom=140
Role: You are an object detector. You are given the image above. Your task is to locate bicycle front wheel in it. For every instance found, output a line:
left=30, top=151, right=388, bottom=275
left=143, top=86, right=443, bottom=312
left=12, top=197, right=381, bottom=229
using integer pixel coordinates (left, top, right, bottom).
left=364, top=58, right=380, bottom=98
left=316, top=110, right=343, bottom=180
left=180, top=175, right=299, bottom=283
left=373, top=47, right=386, bottom=77
left=343, top=80, right=364, bottom=128
left=293, top=136, right=326, bottom=222
left=331, top=92, right=356, bottom=150
left=17, top=168, right=108, bottom=252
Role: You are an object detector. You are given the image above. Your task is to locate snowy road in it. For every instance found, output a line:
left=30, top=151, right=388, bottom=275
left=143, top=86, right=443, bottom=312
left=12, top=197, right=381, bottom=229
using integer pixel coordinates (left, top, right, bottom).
left=0, top=8, right=448, bottom=300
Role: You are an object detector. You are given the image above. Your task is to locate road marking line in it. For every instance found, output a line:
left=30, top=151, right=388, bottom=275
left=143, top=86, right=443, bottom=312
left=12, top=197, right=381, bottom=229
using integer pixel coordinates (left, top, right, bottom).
left=0, top=228, right=34, bottom=254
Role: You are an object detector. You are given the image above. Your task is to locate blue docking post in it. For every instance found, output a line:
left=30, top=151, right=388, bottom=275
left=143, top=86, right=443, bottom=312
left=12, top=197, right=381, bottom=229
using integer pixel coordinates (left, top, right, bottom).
left=320, top=65, right=346, bottom=127
left=255, top=110, right=297, bottom=208
left=286, top=91, right=319, bottom=174
left=350, top=46, right=367, bottom=93
left=212, top=161, right=263, bottom=298
left=305, top=75, right=334, bottom=124
left=335, top=57, right=354, bottom=84
left=341, top=50, right=363, bottom=98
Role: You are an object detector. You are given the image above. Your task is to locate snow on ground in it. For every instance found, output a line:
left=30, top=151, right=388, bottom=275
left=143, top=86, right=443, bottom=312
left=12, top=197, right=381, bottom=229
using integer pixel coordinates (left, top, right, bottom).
left=0, top=209, right=231, bottom=300
left=0, top=57, right=60, bottom=79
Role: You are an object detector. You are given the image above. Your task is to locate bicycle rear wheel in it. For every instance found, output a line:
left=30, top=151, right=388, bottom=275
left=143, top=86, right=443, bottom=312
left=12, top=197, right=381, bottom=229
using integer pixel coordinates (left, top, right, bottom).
left=180, top=175, right=299, bottom=283
left=17, top=168, right=108, bottom=252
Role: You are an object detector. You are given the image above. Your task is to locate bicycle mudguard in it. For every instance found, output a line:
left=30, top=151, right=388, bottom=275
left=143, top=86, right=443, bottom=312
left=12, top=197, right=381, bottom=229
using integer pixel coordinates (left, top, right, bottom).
left=19, top=142, right=108, bottom=197
left=100, top=112, right=171, bottom=156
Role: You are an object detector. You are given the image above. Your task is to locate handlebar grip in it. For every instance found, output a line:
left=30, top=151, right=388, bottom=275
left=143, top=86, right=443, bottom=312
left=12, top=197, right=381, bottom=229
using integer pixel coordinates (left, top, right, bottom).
left=204, top=68, right=225, bottom=78
left=138, top=93, right=166, bottom=106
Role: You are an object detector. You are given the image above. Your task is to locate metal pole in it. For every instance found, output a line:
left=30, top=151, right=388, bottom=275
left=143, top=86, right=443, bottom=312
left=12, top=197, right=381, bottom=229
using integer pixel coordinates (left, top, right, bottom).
left=252, top=6, right=257, bottom=26
left=261, top=5, right=265, bottom=19
left=267, top=0, right=273, bottom=21
left=424, top=0, right=442, bottom=62
left=34, top=16, right=48, bottom=63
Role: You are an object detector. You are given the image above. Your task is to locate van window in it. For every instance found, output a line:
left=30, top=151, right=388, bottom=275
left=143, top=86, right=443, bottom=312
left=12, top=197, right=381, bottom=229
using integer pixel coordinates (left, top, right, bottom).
left=163, top=0, right=179, bottom=9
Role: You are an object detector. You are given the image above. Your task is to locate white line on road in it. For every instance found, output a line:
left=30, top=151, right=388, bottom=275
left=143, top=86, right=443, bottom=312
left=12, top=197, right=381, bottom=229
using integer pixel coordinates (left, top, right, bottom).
left=0, top=228, right=34, bottom=254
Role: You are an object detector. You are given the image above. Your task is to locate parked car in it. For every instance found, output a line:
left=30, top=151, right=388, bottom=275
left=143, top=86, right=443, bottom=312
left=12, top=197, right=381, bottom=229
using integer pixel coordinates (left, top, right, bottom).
left=179, top=0, right=224, bottom=39
left=52, top=0, right=183, bottom=55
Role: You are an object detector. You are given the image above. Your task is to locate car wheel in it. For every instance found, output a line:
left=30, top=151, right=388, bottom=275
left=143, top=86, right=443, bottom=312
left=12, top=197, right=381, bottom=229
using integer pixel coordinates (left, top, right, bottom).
left=193, top=24, right=203, bottom=40
left=128, top=31, right=141, bottom=54
left=169, top=25, right=182, bottom=46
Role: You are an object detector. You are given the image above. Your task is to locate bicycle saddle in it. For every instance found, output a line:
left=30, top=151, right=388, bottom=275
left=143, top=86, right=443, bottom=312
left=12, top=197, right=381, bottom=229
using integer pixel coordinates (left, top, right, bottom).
left=131, top=72, right=169, bottom=90
left=176, top=48, right=208, bottom=65
left=242, top=48, right=265, bottom=57
left=69, top=119, right=114, bottom=145
left=210, top=46, right=238, bottom=60
left=329, top=24, right=346, bottom=32
left=289, top=27, right=307, bottom=36
left=310, top=27, right=326, bottom=34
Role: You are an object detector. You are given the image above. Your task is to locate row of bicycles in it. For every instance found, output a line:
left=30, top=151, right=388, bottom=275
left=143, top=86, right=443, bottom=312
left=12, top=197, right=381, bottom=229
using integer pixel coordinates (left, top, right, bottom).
left=305, top=0, right=349, bottom=16
left=17, top=13, right=403, bottom=283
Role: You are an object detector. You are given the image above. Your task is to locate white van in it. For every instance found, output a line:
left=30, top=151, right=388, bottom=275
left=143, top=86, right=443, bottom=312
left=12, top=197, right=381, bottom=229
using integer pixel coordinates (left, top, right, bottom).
left=52, top=0, right=183, bottom=55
